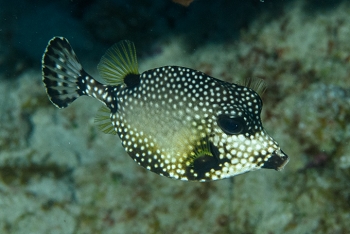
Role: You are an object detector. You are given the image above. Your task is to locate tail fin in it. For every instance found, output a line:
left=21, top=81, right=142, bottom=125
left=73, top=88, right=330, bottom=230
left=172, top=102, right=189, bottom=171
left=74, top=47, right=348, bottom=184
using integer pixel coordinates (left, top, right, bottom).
left=42, top=37, right=86, bottom=108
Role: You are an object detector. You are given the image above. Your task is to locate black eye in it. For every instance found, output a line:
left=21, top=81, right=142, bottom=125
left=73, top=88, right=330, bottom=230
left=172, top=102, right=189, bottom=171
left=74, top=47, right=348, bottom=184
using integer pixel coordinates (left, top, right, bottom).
left=217, top=114, right=244, bottom=135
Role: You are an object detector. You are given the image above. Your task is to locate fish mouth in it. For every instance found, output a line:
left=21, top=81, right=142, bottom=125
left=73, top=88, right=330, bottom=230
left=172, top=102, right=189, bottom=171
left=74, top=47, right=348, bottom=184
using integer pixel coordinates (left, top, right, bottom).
left=261, top=149, right=289, bottom=171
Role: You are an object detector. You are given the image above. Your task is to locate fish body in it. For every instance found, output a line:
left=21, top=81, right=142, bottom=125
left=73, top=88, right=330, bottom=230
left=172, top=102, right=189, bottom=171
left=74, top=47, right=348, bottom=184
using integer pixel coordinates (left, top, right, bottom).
left=42, top=37, right=289, bottom=181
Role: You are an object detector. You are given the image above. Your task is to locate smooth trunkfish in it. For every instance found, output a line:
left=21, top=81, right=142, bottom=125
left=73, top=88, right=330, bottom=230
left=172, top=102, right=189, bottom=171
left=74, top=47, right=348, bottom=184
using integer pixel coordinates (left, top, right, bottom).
left=42, top=37, right=289, bottom=181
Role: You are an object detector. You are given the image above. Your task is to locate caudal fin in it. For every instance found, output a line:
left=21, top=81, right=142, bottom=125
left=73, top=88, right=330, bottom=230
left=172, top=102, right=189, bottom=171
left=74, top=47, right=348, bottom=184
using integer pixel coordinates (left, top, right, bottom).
left=42, top=37, right=86, bottom=108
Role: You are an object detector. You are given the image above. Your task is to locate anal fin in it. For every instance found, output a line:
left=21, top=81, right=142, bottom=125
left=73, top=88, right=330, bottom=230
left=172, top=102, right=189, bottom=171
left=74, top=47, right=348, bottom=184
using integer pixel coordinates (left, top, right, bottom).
left=94, top=105, right=117, bottom=135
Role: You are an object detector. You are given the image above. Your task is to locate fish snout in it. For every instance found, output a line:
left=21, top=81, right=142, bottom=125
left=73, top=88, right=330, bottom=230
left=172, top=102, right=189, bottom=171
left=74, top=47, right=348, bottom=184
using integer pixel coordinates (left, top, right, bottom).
left=261, top=149, right=289, bottom=171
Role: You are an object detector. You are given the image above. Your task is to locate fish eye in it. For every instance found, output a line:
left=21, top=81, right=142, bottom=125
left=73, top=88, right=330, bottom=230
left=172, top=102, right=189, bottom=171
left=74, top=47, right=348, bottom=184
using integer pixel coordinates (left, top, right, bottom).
left=217, top=114, right=244, bottom=135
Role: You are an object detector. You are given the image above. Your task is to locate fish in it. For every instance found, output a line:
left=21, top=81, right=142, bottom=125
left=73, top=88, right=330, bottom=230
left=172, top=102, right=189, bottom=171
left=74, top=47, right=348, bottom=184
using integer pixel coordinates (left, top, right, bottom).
left=42, top=37, right=289, bottom=181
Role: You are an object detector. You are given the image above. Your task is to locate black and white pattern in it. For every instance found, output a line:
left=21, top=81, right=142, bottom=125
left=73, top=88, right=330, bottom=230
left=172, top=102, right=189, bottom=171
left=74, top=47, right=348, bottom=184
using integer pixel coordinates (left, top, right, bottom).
left=41, top=37, right=289, bottom=182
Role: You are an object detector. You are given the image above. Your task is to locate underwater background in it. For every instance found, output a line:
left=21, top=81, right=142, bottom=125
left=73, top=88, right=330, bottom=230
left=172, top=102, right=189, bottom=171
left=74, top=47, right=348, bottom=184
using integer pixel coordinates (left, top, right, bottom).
left=1, top=0, right=350, bottom=233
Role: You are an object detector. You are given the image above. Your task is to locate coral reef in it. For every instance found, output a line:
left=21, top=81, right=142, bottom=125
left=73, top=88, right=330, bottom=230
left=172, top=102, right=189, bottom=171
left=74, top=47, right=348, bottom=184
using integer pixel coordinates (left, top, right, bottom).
left=0, top=0, right=350, bottom=233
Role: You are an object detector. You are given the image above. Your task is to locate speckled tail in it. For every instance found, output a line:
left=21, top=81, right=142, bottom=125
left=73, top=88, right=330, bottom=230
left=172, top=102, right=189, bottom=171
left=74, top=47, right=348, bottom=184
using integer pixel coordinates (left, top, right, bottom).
left=41, top=37, right=97, bottom=108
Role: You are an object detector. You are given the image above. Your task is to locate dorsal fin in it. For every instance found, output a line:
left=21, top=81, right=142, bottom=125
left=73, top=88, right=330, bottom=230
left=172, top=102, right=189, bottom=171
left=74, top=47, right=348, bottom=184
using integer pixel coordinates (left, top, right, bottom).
left=241, top=77, right=267, bottom=96
left=97, top=40, right=139, bottom=86
left=94, top=105, right=117, bottom=135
